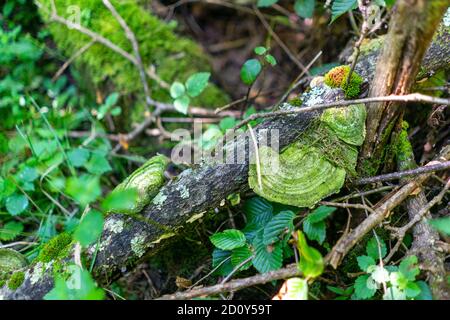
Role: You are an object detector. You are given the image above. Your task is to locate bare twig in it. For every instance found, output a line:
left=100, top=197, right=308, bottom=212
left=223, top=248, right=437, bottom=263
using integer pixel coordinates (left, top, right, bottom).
left=52, top=40, right=95, bottom=81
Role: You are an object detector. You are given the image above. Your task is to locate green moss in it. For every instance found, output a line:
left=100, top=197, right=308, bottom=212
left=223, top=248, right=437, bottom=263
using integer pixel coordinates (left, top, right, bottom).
left=38, top=0, right=229, bottom=123
left=324, top=65, right=363, bottom=98
left=7, top=271, right=25, bottom=290
left=37, top=233, right=73, bottom=263
left=288, top=97, right=303, bottom=107
left=0, top=279, right=5, bottom=288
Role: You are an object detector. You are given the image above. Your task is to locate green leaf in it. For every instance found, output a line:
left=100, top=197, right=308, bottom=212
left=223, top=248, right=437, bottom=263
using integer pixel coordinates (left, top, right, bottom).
left=354, top=275, right=377, bottom=300
left=254, top=46, right=267, bottom=55
left=263, top=211, right=296, bottom=245
left=0, top=221, right=24, bottom=241
left=308, top=206, right=336, bottom=223
left=429, top=217, right=450, bottom=235
left=415, top=281, right=432, bottom=300
left=174, top=95, right=190, bottom=114
left=296, top=230, right=324, bottom=278
left=243, top=197, right=273, bottom=228
left=240, top=59, right=262, bottom=85
left=84, top=153, right=112, bottom=175
left=210, top=229, right=246, bottom=250
left=102, top=188, right=138, bottom=213
left=73, top=210, right=104, bottom=247
left=257, top=0, right=278, bottom=7
left=264, top=54, right=277, bottom=66
left=67, top=148, right=90, bottom=168
left=5, top=194, right=29, bottom=216
left=331, top=0, right=358, bottom=23
left=170, top=81, right=185, bottom=99
left=17, top=167, right=39, bottom=182
left=198, top=125, right=223, bottom=150
left=294, top=0, right=315, bottom=18
left=231, top=245, right=253, bottom=271
left=212, top=249, right=233, bottom=276
left=280, top=278, right=309, bottom=300
left=405, top=282, right=421, bottom=298
left=357, top=255, right=376, bottom=272
left=105, top=92, right=119, bottom=106
left=110, top=106, right=122, bottom=116
left=399, top=255, right=420, bottom=281
left=302, top=219, right=326, bottom=244
left=66, top=174, right=101, bottom=206
left=366, top=236, right=387, bottom=260
left=219, top=117, right=237, bottom=131
left=252, top=231, right=283, bottom=273
left=44, top=265, right=105, bottom=300
left=185, top=72, right=210, bottom=97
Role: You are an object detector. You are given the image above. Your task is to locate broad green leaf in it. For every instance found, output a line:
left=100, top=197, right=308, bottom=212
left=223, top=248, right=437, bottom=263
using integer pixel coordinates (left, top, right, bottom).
left=185, top=72, right=210, bottom=97
left=415, top=281, right=432, bottom=300
left=66, top=174, right=101, bottom=206
left=0, top=221, right=24, bottom=241
left=264, top=54, right=277, bottom=66
left=17, top=167, right=39, bottom=182
left=210, top=229, right=246, bottom=250
left=0, top=177, right=16, bottom=200
left=198, top=125, right=223, bottom=151
left=307, top=206, right=336, bottom=223
left=331, top=0, right=358, bottom=23
left=366, top=236, right=387, bottom=260
left=67, top=148, right=90, bottom=168
left=356, top=255, right=376, bottom=272
left=219, top=117, right=237, bottom=131
left=399, top=255, right=420, bottom=281
left=405, top=282, right=421, bottom=298
left=252, top=231, right=283, bottom=273
left=354, top=275, right=376, bottom=300
left=389, top=271, right=408, bottom=290
left=84, top=153, right=112, bottom=175
left=101, top=188, right=138, bottom=213
left=174, top=95, right=190, bottom=114
left=294, top=0, right=315, bottom=18
left=73, top=210, right=104, bottom=247
left=277, top=278, right=308, bottom=300
left=429, top=217, right=450, bottom=235
left=240, top=59, right=262, bottom=85
left=257, top=0, right=278, bottom=7
left=302, top=219, right=326, bottom=244
left=254, top=46, right=267, bottom=55
left=212, top=248, right=233, bottom=276
left=263, top=211, right=296, bottom=245
left=5, top=194, right=29, bottom=216
left=44, top=265, right=105, bottom=300
left=105, top=92, right=119, bottom=106
left=170, top=81, right=185, bottom=99
left=231, top=245, right=253, bottom=271
left=243, top=197, right=273, bottom=228
left=296, top=230, right=324, bottom=278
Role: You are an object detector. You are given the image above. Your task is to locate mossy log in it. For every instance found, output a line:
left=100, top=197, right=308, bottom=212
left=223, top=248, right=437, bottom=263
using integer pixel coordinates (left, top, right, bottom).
left=1, top=20, right=449, bottom=300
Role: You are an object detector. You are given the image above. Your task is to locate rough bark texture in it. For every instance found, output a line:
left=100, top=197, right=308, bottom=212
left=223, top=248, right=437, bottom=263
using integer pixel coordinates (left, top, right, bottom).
left=1, top=18, right=450, bottom=299
left=358, top=0, right=449, bottom=175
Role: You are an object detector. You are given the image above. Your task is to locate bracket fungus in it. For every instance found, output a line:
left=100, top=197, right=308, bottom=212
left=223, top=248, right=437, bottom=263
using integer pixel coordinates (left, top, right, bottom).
left=249, top=73, right=366, bottom=208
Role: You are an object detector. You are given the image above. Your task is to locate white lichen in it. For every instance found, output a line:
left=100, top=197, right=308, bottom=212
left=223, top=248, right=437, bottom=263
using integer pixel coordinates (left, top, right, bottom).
left=29, top=262, right=45, bottom=285
left=152, top=191, right=167, bottom=208
left=302, top=86, right=326, bottom=107
left=444, top=7, right=450, bottom=27
left=104, top=219, right=124, bottom=234
left=131, top=234, right=147, bottom=258
left=176, top=185, right=190, bottom=199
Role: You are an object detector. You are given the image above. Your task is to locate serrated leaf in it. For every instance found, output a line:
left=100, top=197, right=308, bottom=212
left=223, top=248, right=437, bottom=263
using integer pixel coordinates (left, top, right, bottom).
left=371, top=265, right=390, bottom=284
left=294, top=0, right=315, bottom=18
left=302, top=219, right=326, bottom=244
left=307, top=206, right=336, bottom=223
left=429, top=217, right=450, bottom=235
left=185, top=72, right=210, bottom=97
left=240, top=59, right=262, bottom=85
left=67, top=148, right=90, bottom=168
left=295, top=230, right=324, bottom=278
left=210, top=229, right=246, bottom=250
left=252, top=231, right=283, bottom=273
left=356, top=255, right=376, bottom=272
left=231, top=245, right=253, bottom=271
left=174, top=95, right=190, bottom=114
left=73, top=210, right=104, bottom=247
left=84, top=153, right=112, bottom=175
left=354, top=275, right=376, bottom=300
left=399, top=255, right=420, bottom=281
left=0, top=221, right=24, bottom=241
left=170, top=81, right=185, bottom=99
left=243, top=197, right=273, bottom=228
left=5, top=194, right=29, bottom=216
left=331, top=0, right=358, bottom=23
left=257, top=0, right=278, bottom=7
left=263, top=211, right=296, bottom=245
left=212, top=249, right=233, bottom=276
left=366, top=236, right=387, bottom=260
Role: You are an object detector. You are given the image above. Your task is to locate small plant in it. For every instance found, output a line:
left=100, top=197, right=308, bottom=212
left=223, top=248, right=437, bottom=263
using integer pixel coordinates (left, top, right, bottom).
left=170, top=72, right=211, bottom=114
